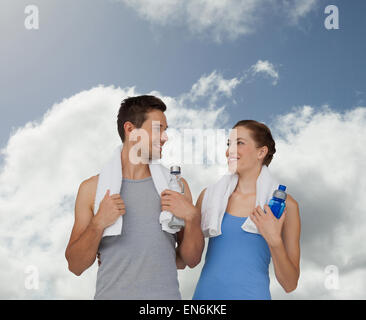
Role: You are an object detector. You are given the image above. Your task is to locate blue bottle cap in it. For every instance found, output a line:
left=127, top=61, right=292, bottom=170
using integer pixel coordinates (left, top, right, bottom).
left=279, top=185, right=286, bottom=191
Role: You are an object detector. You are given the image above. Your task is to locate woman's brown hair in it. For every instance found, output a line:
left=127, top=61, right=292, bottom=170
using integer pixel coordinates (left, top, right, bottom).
left=233, top=120, right=276, bottom=166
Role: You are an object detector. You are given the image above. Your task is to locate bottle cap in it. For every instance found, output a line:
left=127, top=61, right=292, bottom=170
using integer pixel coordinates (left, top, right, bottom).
left=279, top=185, right=286, bottom=191
left=272, top=184, right=287, bottom=200
left=170, top=166, right=181, bottom=174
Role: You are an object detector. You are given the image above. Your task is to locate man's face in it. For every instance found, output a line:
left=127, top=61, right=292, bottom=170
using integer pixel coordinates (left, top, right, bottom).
left=128, top=109, right=168, bottom=162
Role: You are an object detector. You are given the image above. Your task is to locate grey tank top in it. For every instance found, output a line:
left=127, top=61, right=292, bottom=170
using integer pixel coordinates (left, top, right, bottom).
left=94, top=176, right=181, bottom=300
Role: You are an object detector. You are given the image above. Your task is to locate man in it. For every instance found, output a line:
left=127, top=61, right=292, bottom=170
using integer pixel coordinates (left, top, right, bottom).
left=65, top=95, right=204, bottom=299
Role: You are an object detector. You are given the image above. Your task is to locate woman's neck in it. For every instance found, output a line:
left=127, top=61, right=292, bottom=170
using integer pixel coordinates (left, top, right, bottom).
left=235, top=165, right=262, bottom=195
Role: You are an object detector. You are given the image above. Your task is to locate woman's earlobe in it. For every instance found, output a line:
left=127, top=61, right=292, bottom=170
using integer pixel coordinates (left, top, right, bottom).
left=259, top=146, right=268, bottom=159
left=258, top=149, right=265, bottom=160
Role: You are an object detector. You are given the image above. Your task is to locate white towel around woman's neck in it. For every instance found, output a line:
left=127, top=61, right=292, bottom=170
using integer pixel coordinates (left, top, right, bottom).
left=200, top=165, right=279, bottom=237
left=93, top=144, right=180, bottom=237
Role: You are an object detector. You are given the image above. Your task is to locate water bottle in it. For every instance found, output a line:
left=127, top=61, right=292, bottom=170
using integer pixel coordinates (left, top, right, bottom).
left=268, top=185, right=287, bottom=219
left=167, top=166, right=185, bottom=229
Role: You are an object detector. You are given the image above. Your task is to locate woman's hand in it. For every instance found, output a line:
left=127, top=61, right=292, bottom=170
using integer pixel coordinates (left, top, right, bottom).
left=161, top=189, right=198, bottom=223
left=250, top=204, right=287, bottom=247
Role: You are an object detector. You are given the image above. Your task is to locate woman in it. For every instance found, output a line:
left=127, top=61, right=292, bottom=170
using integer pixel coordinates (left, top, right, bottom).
left=192, top=120, right=301, bottom=300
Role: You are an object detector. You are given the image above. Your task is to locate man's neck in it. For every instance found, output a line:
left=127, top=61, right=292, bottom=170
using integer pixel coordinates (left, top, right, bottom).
left=121, top=145, right=151, bottom=180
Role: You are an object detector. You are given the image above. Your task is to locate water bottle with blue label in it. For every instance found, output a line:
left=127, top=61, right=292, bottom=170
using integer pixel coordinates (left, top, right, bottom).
left=268, top=185, right=287, bottom=219
left=167, top=166, right=185, bottom=229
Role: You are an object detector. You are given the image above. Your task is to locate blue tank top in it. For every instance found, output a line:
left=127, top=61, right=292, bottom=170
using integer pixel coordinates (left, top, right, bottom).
left=192, top=212, right=271, bottom=300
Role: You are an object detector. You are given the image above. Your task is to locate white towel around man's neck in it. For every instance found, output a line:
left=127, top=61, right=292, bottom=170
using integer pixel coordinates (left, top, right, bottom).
left=93, top=144, right=180, bottom=237
left=200, top=165, right=279, bottom=237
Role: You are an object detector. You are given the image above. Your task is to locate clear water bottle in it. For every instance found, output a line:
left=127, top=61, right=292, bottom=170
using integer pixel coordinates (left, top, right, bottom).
left=268, top=185, right=287, bottom=219
left=167, top=166, right=185, bottom=229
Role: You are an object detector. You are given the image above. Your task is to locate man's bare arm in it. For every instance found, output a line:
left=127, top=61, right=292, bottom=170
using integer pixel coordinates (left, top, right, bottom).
left=175, top=180, right=205, bottom=268
left=65, top=176, right=103, bottom=276
left=175, top=230, right=187, bottom=269
left=65, top=175, right=126, bottom=276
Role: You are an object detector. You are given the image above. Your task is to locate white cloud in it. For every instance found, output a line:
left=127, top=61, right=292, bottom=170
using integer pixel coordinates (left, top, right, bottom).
left=179, top=70, right=241, bottom=108
left=282, top=0, right=318, bottom=24
left=117, top=0, right=318, bottom=41
left=267, top=105, right=366, bottom=299
left=120, top=0, right=264, bottom=42
left=1, top=69, right=366, bottom=299
left=248, top=60, right=280, bottom=86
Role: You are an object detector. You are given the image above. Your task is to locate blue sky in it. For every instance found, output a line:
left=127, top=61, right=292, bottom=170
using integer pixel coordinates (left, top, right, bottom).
left=1, top=0, right=366, bottom=300
left=1, top=0, right=366, bottom=150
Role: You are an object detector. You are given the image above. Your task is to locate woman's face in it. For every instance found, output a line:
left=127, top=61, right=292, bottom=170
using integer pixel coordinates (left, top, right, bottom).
left=226, top=126, right=266, bottom=173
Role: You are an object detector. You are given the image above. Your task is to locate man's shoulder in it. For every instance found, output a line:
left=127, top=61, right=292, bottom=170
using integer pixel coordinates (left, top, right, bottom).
left=80, top=174, right=99, bottom=190
left=78, top=174, right=99, bottom=212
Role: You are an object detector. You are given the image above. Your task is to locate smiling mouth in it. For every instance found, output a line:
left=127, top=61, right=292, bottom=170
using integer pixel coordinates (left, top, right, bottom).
left=228, top=157, right=239, bottom=162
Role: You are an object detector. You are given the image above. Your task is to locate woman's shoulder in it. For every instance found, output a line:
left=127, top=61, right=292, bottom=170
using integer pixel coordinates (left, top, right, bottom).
left=195, top=188, right=207, bottom=210
left=286, top=193, right=299, bottom=208
left=285, top=193, right=300, bottom=219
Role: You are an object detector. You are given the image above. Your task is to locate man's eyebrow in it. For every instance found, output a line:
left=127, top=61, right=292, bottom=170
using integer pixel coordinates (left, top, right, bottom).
left=153, top=123, right=168, bottom=130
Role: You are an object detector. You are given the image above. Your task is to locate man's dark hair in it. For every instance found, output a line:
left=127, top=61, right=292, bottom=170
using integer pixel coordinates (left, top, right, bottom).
left=117, top=95, right=167, bottom=142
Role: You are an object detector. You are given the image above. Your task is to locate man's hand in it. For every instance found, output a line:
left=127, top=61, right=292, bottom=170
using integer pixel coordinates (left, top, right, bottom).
left=93, top=189, right=126, bottom=230
left=161, top=189, right=198, bottom=223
